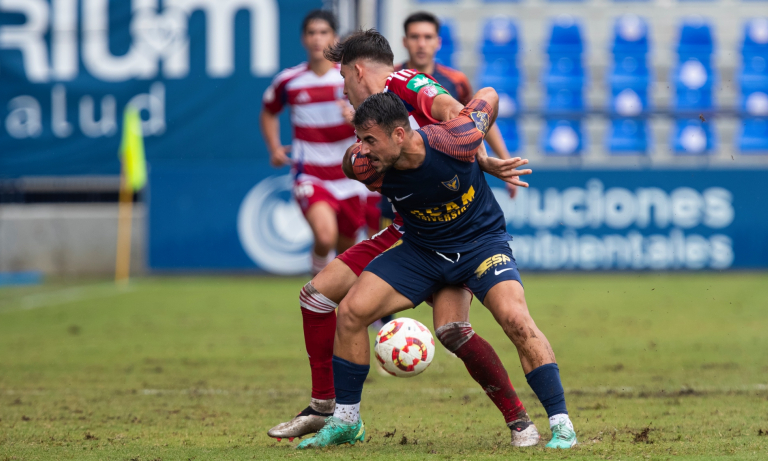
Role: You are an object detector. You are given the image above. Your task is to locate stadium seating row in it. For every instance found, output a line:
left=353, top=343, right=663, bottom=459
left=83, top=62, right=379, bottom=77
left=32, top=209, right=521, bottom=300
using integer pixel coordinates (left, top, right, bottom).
left=436, top=16, right=768, bottom=154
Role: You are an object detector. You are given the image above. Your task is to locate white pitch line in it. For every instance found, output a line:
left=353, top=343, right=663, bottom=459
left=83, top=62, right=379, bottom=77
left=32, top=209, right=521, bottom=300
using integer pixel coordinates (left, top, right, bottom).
left=0, top=283, right=136, bottom=314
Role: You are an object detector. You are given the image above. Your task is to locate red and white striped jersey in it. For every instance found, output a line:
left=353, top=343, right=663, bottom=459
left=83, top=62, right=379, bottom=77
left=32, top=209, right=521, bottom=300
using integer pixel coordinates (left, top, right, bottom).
left=383, top=69, right=450, bottom=130
left=263, top=63, right=361, bottom=198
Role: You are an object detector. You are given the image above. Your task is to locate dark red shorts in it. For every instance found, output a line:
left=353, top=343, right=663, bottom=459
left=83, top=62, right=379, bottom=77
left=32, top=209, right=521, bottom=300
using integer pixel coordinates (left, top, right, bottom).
left=294, top=180, right=365, bottom=240
left=365, top=194, right=382, bottom=231
left=336, top=225, right=403, bottom=276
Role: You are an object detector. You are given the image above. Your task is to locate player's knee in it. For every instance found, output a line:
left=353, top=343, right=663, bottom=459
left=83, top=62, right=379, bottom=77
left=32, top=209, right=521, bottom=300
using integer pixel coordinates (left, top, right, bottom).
left=336, top=297, right=368, bottom=332
left=435, top=322, right=475, bottom=353
left=299, top=281, right=338, bottom=314
left=313, top=232, right=336, bottom=253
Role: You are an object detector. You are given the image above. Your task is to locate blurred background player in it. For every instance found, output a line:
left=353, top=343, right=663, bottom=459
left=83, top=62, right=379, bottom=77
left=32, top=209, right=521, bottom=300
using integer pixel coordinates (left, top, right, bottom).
left=260, top=10, right=367, bottom=275
left=399, top=12, right=518, bottom=199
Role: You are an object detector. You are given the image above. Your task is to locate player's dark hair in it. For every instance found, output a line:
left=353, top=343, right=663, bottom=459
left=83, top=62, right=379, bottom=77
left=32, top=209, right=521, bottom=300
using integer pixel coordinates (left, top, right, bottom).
left=302, top=10, right=337, bottom=34
left=324, top=29, right=394, bottom=66
left=353, top=92, right=410, bottom=135
left=403, top=11, right=441, bottom=35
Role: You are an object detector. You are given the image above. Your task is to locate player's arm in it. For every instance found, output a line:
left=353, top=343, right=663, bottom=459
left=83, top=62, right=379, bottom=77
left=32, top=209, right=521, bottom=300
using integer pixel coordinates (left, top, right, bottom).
left=482, top=117, right=522, bottom=197
left=346, top=144, right=383, bottom=192
left=260, top=78, right=291, bottom=167
left=426, top=88, right=505, bottom=160
left=459, top=89, right=532, bottom=187
left=429, top=93, right=465, bottom=122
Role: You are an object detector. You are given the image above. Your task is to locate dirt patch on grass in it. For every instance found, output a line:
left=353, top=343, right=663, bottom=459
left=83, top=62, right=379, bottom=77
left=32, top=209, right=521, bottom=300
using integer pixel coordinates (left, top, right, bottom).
left=632, top=427, right=653, bottom=444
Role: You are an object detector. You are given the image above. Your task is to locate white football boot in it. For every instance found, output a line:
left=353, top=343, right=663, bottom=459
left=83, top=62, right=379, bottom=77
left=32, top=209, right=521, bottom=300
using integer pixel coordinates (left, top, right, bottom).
left=267, top=398, right=334, bottom=442
left=508, top=414, right=541, bottom=447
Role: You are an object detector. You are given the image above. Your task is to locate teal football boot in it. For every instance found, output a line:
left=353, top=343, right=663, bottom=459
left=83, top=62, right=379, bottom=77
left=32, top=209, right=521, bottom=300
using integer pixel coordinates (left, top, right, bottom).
left=546, top=421, right=578, bottom=448
left=296, top=416, right=365, bottom=449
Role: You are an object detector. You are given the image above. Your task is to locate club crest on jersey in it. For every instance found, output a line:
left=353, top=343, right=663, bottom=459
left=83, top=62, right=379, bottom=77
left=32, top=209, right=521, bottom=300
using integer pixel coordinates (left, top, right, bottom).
left=423, top=85, right=439, bottom=97
left=475, top=254, right=512, bottom=279
left=442, top=175, right=460, bottom=191
left=471, top=111, right=490, bottom=134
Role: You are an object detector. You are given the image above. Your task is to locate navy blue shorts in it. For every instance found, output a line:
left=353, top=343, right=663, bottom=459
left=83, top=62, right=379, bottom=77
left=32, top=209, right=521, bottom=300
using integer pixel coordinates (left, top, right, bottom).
left=364, top=237, right=522, bottom=306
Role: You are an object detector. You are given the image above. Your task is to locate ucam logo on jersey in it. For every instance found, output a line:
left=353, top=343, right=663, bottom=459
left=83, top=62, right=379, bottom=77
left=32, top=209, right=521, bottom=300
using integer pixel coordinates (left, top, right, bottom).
left=486, top=170, right=768, bottom=271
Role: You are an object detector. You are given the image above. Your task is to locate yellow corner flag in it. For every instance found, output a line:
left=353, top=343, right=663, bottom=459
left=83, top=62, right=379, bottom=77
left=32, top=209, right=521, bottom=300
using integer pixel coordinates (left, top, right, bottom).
left=119, top=106, right=147, bottom=191
left=115, top=106, right=146, bottom=284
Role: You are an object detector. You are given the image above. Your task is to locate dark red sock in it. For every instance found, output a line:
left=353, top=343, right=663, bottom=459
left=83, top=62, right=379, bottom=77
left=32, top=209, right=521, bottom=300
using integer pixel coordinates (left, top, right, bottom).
left=454, top=333, right=527, bottom=423
left=301, top=307, right=336, bottom=400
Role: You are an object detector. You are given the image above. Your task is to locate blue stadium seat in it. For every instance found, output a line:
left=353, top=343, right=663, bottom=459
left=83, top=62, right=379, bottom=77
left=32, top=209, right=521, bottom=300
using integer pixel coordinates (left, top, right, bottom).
left=607, top=119, right=649, bottom=153
left=436, top=19, right=456, bottom=68
left=478, top=57, right=521, bottom=91
left=609, top=55, right=651, bottom=115
left=677, top=18, right=715, bottom=60
left=737, top=119, right=768, bottom=152
left=672, top=119, right=716, bottom=154
left=673, top=57, right=716, bottom=110
left=544, top=55, right=587, bottom=101
left=612, top=15, right=649, bottom=56
left=739, top=19, right=768, bottom=103
left=546, top=16, right=584, bottom=56
left=741, top=90, right=768, bottom=116
left=541, top=119, right=584, bottom=155
left=494, top=118, right=521, bottom=153
left=477, top=17, right=521, bottom=152
left=610, top=88, right=648, bottom=116
left=545, top=87, right=585, bottom=111
left=481, top=16, right=519, bottom=59
left=742, top=18, right=768, bottom=57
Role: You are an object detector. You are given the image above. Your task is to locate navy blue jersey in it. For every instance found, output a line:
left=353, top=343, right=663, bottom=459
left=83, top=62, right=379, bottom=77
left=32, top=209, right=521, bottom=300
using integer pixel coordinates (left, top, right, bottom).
left=353, top=99, right=508, bottom=252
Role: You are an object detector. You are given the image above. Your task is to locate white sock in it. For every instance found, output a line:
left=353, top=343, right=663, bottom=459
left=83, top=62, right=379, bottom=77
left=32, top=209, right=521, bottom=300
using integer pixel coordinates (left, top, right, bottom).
left=333, top=402, right=360, bottom=424
left=311, top=251, right=335, bottom=275
left=549, top=413, right=573, bottom=429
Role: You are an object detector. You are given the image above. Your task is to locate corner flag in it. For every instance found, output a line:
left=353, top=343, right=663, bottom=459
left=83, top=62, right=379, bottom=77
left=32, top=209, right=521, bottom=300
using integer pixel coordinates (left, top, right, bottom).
left=119, top=106, right=147, bottom=191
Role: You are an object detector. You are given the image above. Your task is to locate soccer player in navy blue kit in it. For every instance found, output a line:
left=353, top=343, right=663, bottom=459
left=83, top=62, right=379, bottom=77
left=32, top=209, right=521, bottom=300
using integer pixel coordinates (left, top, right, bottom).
left=298, top=90, right=578, bottom=449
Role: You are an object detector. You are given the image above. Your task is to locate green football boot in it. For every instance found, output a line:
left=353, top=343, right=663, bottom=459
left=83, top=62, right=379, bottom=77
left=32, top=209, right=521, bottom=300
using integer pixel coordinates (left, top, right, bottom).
left=546, top=421, right=578, bottom=448
left=296, top=416, right=365, bottom=449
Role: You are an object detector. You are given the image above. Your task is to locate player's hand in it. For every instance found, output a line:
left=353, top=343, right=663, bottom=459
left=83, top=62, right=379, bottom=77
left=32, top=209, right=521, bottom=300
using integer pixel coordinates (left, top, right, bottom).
left=338, top=100, right=355, bottom=124
left=269, top=145, right=291, bottom=167
left=478, top=154, right=532, bottom=189
left=506, top=182, right=518, bottom=198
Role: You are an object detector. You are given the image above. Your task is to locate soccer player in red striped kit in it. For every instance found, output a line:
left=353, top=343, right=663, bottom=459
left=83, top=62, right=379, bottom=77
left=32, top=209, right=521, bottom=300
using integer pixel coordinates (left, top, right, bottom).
left=260, top=11, right=368, bottom=275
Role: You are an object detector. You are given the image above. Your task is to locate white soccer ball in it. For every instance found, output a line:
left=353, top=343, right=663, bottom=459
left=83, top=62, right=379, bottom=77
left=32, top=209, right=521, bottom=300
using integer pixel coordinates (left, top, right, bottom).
left=374, top=318, right=435, bottom=377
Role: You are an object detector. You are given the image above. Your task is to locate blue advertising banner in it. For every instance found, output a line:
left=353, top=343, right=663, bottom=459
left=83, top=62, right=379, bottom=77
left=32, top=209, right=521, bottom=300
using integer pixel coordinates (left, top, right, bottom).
left=0, top=0, right=321, bottom=177
left=148, top=166, right=768, bottom=273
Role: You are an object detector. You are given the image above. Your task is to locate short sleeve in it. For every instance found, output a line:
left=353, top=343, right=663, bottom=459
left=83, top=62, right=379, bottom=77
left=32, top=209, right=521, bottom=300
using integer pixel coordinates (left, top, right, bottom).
left=263, top=74, right=289, bottom=114
left=386, top=70, right=448, bottom=110
left=420, top=98, right=494, bottom=162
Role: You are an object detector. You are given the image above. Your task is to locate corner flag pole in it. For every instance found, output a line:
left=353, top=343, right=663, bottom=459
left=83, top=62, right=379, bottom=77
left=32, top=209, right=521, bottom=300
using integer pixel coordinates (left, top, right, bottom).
left=115, top=168, right=133, bottom=284
left=115, top=106, right=147, bottom=284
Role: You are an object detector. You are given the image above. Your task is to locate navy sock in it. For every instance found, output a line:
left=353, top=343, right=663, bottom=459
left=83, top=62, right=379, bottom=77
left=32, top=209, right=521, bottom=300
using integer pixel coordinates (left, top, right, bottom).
left=332, top=355, right=370, bottom=405
left=525, top=363, right=568, bottom=418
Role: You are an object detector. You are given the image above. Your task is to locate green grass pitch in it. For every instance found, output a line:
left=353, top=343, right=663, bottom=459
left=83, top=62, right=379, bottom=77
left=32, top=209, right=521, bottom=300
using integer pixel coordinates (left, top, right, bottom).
left=1, top=274, right=767, bottom=460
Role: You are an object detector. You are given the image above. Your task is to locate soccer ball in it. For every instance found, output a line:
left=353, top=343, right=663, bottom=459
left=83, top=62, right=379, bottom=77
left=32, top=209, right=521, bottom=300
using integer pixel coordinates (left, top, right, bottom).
left=373, top=318, right=435, bottom=377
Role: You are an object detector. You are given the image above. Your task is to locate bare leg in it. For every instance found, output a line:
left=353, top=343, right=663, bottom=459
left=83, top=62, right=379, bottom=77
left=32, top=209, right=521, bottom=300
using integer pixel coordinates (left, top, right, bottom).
left=482, top=281, right=556, bottom=374
left=334, top=271, right=414, bottom=365
left=304, top=202, right=338, bottom=274
left=431, top=286, right=533, bottom=440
